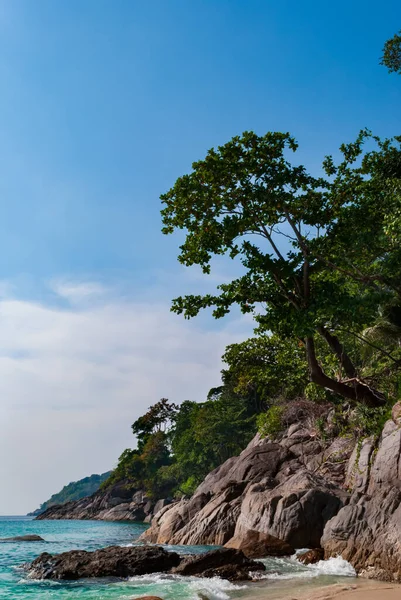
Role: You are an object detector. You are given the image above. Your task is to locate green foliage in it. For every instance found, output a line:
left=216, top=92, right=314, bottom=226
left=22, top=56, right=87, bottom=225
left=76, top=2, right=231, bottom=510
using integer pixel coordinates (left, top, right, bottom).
left=32, top=472, right=111, bottom=515
left=257, top=406, right=284, bottom=439
left=132, top=398, right=178, bottom=452
left=105, top=387, right=260, bottom=499
left=381, top=30, right=401, bottom=74
left=222, top=335, right=308, bottom=406
left=304, top=382, right=332, bottom=403
left=104, top=117, right=401, bottom=501
left=349, top=404, right=392, bottom=439
left=161, top=129, right=401, bottom=407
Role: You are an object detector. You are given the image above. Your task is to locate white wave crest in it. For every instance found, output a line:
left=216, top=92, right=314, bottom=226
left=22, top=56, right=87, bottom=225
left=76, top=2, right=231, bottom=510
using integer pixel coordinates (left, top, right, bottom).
left=308, top=556, right=356, bottom=577
left=253, top=553, right=356, bottom=581
left=127, top=572, right=246, bottom=600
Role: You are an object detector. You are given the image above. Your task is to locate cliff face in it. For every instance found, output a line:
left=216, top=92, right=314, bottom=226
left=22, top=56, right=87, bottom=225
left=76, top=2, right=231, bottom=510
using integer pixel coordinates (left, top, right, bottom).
left=36, top=482, right=171, bottom=522
left=141, top=421, right=353, bottom=547
left=140, top=403, right=401, bottom=582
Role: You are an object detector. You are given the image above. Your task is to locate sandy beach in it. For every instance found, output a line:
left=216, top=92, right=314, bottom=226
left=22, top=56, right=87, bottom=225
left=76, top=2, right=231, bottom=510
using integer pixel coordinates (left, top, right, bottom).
left=281, top=581, right=401, bottom=600
left=240, top=578, right=401, bottom=600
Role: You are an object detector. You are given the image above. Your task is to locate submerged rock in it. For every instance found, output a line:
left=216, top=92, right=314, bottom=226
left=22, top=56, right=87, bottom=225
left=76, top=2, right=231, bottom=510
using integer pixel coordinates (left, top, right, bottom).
left=0, top=535, right=45, bottom=542
left=28, top=545, right=180, bottom=580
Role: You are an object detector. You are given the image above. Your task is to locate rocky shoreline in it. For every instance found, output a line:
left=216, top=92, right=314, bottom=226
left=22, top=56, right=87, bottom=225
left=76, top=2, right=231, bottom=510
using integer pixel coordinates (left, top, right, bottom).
left=137, top=404, right=401, bottom=582
left=26, top=546, right=265, bottom=582
left=36, top=402, right=401, bottom=582
left=35, top=484, right=172, bottom=523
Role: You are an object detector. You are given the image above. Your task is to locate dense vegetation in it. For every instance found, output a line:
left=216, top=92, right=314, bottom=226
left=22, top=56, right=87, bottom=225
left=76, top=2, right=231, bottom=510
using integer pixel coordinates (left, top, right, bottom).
left=103, top=32, right=401, bottom=501
left=30, top=472, right=111, bottom=515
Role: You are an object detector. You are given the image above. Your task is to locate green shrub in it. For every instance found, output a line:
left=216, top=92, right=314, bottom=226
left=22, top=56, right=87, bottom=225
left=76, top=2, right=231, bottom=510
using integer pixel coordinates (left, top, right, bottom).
left=350, top=403, right=392, bottom=439
left=257, top=406, right=284, bottom=439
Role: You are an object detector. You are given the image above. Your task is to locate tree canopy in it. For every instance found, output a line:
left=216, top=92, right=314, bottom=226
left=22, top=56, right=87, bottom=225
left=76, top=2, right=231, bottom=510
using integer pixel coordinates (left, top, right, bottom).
left=162, top=130, right=401, bottom=407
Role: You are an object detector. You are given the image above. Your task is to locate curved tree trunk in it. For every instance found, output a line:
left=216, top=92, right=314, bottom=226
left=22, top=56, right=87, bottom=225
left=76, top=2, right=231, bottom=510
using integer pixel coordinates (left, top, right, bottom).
left=305, top=336, right=386, bottom=408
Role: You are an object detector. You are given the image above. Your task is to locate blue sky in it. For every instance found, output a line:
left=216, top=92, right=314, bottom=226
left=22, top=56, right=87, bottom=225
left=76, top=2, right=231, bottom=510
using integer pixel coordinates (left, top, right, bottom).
left=0, top=0, right=400, bottom=288
left=0, top=0, right=400, bottom=513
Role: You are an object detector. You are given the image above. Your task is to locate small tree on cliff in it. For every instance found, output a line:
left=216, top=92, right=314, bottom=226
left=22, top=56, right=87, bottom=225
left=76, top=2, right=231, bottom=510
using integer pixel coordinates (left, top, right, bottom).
left=161, top=131, right=401, bottom=407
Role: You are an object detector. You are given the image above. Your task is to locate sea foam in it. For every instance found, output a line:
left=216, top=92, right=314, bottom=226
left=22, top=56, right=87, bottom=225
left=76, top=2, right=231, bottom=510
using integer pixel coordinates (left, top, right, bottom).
left=252, top=553, right=356, bottom=581
left=127, top=572, right=246, bottom=600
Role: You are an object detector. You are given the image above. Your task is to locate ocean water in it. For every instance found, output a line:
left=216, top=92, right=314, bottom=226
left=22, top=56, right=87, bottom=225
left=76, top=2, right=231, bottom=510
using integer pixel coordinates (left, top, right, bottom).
left=0, top=517, right=358, bottom=600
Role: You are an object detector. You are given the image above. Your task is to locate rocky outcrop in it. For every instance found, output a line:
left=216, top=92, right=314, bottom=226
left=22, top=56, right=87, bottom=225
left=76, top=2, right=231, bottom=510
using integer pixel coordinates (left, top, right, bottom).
left=141, top=420, right=352, bottom=549
left=322, top=484, right=401, bottom=581
left=35, top=400, right=401, bottom=582
left=140, top=405, right=401, bottom=582
left=322, top=413, right=401, bottom=581
left=28, top=546, right=181, bottom=580
left=27, top=545, right=264, bottom=582
left=36, top=483, right=171, bottom=523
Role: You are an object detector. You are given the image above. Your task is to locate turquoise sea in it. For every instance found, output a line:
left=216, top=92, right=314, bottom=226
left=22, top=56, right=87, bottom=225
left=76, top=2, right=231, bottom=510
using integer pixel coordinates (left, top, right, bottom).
left=0, top=517, right=358, bottom=600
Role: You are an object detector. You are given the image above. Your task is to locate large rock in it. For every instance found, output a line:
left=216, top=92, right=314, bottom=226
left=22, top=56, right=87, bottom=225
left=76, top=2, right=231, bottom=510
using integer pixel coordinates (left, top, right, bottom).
left=141, top=426, right=351, bottom=549
left=172, top=547, right=265, bottom=581
left=232, top=470, right=347, bottom=548
left=27, top=545, right=264, bottom=583
left=368, top=420, right=401, bottom=495
left=28, top=545, right=180, bottom=580
left=322, top=418, right=401, bottom=581
left=322, top=484, right=401, bottom=581
left=225, top=529, right=294, bottom=558
left=142, top=441, right=292, bottom=546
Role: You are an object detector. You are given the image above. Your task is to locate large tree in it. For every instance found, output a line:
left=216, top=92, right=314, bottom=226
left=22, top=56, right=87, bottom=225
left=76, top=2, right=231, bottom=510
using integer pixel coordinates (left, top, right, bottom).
left=162, top=131, right=401, bottom=407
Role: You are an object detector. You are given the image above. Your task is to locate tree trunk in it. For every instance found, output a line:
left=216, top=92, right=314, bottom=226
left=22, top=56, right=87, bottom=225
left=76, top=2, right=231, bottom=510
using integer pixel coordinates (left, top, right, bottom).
left=317, top=326, right=357, bottom=379
left=305, top=337, right=385, bottom=408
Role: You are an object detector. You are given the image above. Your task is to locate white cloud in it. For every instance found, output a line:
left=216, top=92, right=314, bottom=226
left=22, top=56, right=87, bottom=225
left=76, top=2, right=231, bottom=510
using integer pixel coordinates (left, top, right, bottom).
left=0, top=281, right=251, bottom=514
left=50, top=279, right=108, bottom=303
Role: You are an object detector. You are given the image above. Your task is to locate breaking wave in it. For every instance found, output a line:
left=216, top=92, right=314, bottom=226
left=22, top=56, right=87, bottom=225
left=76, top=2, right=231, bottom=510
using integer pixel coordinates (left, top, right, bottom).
left=252, top=553, right=356, bottom=581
